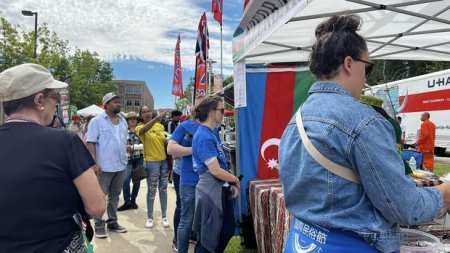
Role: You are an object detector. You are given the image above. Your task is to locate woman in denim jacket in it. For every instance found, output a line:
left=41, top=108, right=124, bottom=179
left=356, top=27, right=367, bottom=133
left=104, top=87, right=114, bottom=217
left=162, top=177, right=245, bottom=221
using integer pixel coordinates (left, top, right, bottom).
left=279, top=14, right=450, bottom=253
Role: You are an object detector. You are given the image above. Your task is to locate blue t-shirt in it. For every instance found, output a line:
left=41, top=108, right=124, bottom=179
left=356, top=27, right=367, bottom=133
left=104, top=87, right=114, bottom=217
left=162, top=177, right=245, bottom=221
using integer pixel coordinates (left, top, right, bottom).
left=170, top=120, right=200, bottom=186
left=193, top=125, right=228, bottom=175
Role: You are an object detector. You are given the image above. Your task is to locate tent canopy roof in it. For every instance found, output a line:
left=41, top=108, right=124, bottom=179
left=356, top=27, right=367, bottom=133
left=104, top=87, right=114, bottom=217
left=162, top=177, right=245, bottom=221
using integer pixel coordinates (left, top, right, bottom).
left=77, top=104, right=104, bottom=117
left=233, top=0, right=450, bottom=64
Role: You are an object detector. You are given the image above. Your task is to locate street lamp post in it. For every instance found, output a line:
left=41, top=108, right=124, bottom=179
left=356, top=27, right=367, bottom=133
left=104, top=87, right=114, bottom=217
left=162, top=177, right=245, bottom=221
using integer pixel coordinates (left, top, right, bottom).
left=21, top=10, right=38, bottom=59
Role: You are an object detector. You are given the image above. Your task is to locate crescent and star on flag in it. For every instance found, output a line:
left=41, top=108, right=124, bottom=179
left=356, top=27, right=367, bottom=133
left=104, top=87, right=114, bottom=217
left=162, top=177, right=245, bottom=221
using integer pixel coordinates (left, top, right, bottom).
left=260, top=138, right=280, bottom=170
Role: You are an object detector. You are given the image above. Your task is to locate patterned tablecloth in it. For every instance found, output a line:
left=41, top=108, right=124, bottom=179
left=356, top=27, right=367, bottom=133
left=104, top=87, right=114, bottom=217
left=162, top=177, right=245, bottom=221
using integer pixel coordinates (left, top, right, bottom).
left=269, top=187, right=293, bottom=253
left=248, top=179, right=281, bottom=253
left=247, top=177, right=444, bottom=253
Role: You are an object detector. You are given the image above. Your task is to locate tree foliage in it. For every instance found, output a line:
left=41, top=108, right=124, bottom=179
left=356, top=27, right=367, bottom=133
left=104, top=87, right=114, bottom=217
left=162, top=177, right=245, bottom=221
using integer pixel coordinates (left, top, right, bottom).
left=0, top=16, right=115, bottom=109
left=367, top=60, right=450, bottom=85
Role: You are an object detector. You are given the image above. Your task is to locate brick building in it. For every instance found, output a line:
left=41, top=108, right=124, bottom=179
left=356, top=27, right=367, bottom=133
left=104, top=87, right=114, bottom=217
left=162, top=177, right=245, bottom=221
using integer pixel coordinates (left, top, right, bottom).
left=114, top=80, right=154, bottom=112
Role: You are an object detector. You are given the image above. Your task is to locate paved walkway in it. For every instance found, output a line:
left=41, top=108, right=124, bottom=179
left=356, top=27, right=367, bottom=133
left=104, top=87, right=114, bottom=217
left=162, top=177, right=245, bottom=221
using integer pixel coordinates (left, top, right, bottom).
left=91, top=181, right=194, bottom=253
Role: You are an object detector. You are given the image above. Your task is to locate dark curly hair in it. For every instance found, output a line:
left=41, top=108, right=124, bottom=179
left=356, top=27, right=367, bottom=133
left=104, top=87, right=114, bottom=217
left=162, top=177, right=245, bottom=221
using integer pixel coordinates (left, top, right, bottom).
left=309, top=14, right=367, bottom=80
left=192, top=96, right=222, bottom=123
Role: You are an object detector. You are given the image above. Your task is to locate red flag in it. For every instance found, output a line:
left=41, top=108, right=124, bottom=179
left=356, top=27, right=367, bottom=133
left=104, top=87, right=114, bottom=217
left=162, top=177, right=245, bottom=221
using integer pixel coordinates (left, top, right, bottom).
left=244, top=0, right=250, bottom=10
left=172, top=34, right=183, bottom=98
left=194, top=13, right=209, bottom=98
left=212, top=0, right=223, bottom=25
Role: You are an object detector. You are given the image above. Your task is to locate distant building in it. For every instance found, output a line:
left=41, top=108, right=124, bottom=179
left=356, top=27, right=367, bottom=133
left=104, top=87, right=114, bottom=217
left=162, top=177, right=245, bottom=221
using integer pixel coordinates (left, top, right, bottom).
left=114, top=80, right=154, bottom=112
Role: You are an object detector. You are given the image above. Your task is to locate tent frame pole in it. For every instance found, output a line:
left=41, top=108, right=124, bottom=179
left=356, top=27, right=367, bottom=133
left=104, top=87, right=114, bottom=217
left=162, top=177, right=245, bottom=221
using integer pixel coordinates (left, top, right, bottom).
left=346, top=0, right=450, bottom=25
left=372, top=41, right=450, bottom=58
left=289, top=0, right=442, bottom=22
left=370, top=5, right=450, bottom=54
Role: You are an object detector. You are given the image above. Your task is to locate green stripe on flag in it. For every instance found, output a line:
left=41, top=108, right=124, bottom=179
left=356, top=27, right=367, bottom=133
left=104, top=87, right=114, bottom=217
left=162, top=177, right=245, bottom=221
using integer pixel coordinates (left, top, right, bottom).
left=293, top=70, right=315, bottom=113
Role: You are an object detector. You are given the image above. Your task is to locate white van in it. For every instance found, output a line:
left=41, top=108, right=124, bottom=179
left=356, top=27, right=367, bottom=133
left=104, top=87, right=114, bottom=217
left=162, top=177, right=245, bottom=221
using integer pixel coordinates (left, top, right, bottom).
left=364, top=69, right=450, bottom=155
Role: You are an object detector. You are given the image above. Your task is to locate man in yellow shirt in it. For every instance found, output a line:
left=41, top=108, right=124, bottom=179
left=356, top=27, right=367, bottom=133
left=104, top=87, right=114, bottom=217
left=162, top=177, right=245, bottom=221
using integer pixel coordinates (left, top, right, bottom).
left=135, top=106, right=169, bottom=229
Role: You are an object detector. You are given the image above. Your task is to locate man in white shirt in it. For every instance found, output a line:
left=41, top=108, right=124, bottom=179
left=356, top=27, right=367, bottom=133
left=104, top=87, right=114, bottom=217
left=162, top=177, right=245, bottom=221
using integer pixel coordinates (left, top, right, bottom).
left=86, top=92, right=128, bottom=238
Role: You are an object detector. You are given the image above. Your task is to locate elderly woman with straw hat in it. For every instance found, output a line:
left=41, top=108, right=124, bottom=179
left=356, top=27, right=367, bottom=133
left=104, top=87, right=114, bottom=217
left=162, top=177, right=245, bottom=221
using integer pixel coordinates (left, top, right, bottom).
left=118, top=111, right=144, bottom=211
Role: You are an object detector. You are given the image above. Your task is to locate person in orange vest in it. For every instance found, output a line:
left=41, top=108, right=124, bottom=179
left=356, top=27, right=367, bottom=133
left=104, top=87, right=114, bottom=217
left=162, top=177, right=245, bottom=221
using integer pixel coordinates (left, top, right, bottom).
left=416, top=112, right=436, bottom=172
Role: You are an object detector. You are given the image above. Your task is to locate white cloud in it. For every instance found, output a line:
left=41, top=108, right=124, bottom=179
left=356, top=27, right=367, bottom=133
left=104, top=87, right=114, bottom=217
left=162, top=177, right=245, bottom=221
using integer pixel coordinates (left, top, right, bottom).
left=1, top=0, right=237, bottom=74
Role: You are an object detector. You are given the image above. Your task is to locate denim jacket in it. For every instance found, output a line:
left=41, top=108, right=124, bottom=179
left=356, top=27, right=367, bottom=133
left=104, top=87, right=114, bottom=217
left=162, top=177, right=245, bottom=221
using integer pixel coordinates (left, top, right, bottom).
left=279, top=81, right=443, bottom=252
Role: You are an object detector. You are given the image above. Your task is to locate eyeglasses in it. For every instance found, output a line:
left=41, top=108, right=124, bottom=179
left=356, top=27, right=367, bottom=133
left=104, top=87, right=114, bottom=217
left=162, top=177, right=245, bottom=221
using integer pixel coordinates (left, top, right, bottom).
left=215, top=108, right=225, bottom=114
left=46, top=92, right=61, bottom=103
left=355, top=58, right=375, bottom=78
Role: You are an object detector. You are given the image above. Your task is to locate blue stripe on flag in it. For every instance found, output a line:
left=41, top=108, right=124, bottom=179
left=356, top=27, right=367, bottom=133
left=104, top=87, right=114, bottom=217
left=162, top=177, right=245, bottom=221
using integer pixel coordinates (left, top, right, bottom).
left=237, top=70, right=267, bottom=215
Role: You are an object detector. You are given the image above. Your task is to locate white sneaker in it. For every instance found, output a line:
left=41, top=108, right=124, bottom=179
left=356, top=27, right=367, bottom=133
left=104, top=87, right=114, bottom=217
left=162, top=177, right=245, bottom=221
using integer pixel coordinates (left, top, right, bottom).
left=162, top=217, right=169, bottom=228
left=146, top=219, right=154, bottom=228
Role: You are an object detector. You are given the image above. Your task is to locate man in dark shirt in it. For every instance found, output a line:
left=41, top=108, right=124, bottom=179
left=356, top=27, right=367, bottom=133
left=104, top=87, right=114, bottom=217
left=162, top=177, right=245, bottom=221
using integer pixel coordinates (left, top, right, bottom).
left=166, top=110, right=182, bottom=134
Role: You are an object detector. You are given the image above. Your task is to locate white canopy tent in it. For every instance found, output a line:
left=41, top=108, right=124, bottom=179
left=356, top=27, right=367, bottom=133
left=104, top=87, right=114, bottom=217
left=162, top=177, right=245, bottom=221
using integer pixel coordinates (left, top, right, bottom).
left=77, top=104, right=104, bottom=117
left=233, top=0, right=450, bottom=64
left=230, top=0, right=450, bottom=233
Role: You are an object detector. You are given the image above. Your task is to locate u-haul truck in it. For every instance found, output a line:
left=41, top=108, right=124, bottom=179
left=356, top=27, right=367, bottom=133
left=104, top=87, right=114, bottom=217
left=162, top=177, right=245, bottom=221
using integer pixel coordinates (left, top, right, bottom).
left=364, top=69, right=450, bottom=155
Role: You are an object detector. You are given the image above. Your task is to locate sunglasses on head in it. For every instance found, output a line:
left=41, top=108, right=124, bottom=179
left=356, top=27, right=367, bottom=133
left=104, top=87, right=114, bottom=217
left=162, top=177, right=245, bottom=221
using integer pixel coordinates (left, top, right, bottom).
left=355, top=58, right=375, bottom=78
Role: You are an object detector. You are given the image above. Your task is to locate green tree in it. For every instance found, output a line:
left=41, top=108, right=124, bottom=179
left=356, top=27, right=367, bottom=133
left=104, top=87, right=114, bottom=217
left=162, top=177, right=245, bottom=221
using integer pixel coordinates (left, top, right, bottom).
left=0, top=16, right=115, bottom=109
left=183, top=76, right=195, bottom=106
left=69, top=49, right=115, bottom=108
left=367, top=60, right=450, bottom=86
left=0, top=16, right=28, bottom=70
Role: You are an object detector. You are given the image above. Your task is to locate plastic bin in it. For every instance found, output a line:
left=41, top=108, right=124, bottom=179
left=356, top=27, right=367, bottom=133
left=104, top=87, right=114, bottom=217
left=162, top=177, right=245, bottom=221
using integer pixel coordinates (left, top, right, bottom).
left=400, top=229, right=443, bottom=253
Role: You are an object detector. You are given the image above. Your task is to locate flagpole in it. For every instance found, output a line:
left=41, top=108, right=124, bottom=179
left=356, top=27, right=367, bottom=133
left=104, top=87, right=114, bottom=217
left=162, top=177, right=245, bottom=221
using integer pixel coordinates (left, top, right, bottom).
left=220, top=24, right=224, bottom=96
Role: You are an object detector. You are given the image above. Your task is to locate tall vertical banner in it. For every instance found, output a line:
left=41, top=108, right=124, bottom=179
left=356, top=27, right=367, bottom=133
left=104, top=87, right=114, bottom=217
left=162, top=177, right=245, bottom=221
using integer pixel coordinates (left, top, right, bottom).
left=194, top=13, right=209, bottom=98
left=172, top=34, right=183, bottom=98
left=212, top=0, right=223, bottom=25
left=237, top=66, right=315, bottom=214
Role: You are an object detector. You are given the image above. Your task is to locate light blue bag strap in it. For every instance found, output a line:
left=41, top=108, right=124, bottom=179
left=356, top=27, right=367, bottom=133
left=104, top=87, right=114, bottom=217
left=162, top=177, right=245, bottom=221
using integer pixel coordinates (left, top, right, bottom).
left=296, top=108, right=361, bottom=184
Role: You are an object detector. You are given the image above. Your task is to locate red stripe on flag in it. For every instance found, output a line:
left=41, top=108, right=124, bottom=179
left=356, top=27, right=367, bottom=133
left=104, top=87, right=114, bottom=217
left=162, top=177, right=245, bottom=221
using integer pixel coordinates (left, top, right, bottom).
left=399, top=89, right=450, bottom=113
left=257, top=69, right=296, bottom=179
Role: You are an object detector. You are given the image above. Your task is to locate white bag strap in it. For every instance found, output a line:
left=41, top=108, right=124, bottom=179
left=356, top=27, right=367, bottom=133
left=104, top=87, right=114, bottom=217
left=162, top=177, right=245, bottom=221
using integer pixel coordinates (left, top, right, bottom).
left=296, top=108, right=361, bottom=184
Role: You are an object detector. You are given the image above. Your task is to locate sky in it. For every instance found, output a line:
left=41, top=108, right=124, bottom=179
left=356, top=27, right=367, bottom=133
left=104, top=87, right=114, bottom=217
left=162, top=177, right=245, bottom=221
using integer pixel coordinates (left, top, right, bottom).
left=0, top=0, right=243, bottom=109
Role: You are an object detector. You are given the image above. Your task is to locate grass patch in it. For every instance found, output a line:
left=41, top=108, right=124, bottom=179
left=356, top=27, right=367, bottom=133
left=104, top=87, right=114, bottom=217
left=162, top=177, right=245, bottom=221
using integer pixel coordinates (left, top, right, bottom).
left=225, top=236, right=258, bottom=253
left=435, top=163, right=450, bottom=177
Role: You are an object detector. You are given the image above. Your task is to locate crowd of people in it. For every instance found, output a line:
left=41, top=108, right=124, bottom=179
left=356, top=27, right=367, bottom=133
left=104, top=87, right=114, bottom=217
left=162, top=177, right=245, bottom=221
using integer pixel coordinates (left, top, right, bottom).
left=0, top=63, right=237, bottom=253
left=0, top=13, right=445, bottom=253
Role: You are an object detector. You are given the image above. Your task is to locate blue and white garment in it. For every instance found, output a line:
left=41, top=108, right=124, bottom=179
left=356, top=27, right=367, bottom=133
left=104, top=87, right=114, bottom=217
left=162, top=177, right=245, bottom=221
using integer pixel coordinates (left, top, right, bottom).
left=284, top=218, right=379, bottom=253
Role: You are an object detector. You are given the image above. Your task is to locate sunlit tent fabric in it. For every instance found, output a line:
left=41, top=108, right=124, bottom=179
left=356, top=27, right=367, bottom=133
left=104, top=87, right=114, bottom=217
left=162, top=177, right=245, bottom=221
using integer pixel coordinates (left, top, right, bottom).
left=77, top=104, right=104, bottom=117
left=233, top=0, right=450, bottom=64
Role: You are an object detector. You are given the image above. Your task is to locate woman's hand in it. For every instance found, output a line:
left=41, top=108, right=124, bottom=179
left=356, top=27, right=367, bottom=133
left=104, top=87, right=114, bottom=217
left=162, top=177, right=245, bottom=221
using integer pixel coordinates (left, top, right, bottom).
left=230, top=185, right=239, bottom=198
left=127, top=145, right=133, bottom=153
left=435, top=182, right=450, bottom=209
left=232, top=176, right=240, bottom=194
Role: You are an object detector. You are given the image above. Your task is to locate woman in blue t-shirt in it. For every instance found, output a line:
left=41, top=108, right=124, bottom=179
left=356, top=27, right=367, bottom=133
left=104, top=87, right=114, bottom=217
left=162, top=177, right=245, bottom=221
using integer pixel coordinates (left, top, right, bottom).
left=191, top=96, right=240, bottom=253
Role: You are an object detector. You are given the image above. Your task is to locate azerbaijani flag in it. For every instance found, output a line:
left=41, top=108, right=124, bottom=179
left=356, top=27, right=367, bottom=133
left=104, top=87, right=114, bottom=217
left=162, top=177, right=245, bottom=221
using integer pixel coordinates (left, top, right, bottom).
left=237, top=66, right=314, bottom=213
